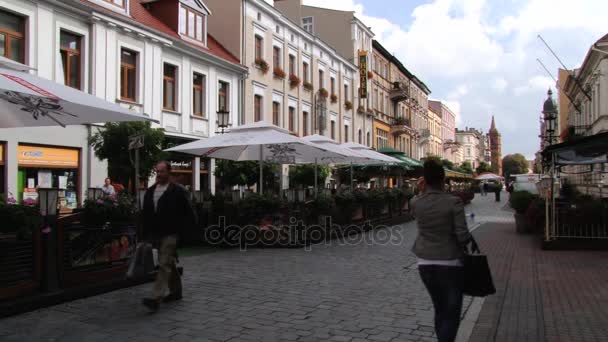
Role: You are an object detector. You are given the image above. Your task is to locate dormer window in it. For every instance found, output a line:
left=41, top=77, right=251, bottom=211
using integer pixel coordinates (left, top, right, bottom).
left=179, top=4, right=206, bottom=43
left=103, top=0, right=124, bottom=7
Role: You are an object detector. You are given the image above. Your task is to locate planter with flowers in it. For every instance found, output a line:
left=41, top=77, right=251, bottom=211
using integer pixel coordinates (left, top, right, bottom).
left=0, top=194, right=43, bottom=300
left=273, top=67, right=286, bottom=79
left=289, top=74, right=301, bottom=89
left=318, top=88, right=329, bottom=98
left=255, top=58, right=269, bottom=74
left=303, top=82, right=314, bottom=92
left=330, top=94, right=338, bottom=104
left=344, top=101, right=353, bottom=111
left=367, top=71, right=374, bottom=79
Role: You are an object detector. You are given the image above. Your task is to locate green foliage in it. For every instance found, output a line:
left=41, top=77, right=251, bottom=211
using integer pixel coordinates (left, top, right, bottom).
left=237, top=193, right=281, bottom=224
left=333, top=191, right=358, bottom=223
left=89, top=122, right=166, bottom=191
left=442, top=159, right=455, bottom=170
left=305, top=193, right=335, bottom=222
left=0, top=197, right=42, bottom=239
left=475, top=161, right=492, bottom=174
left=459, top=161, right=474, bottom=174
left=337, top=165, right=372, bottom=184
left=509, top=191, right=536, bottom=214
left=290, top=164, right=331, bottom=188
left=214, top=160, right=278, bottom=188
left=82, top=194, right=137, bottom=226
left=502, top=153, right=529, bottom=180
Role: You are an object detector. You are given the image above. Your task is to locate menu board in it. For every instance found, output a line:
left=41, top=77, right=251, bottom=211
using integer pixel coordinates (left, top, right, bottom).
left=65, top=191, right=77, bottom=209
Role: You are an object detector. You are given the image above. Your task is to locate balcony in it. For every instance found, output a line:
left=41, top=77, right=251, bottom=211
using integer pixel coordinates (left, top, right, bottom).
left=390, top=116, right=414, bottom=135
left=390, top=81, right=409, bottom=103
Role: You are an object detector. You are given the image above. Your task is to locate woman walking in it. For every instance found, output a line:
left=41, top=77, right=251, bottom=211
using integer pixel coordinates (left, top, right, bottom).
left=411, top=159, right=477, bottom=342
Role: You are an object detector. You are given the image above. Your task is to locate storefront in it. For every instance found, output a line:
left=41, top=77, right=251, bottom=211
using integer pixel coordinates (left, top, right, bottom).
left=17, top=144, right=80, bottom=213
left=167, top=156, right=210, bottom=192
left=0, top=143, right=5, bottom=196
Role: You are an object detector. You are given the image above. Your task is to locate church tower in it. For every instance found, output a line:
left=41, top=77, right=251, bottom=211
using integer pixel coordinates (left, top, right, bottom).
left=489, top=116, right=502, bottom=176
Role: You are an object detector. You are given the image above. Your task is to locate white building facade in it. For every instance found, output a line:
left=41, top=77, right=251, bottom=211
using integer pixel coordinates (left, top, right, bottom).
left=0, top=0, right=247, bottom=208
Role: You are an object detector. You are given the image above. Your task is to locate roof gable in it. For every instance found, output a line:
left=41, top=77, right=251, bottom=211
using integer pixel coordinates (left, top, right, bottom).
left=179, top=0, right=211, bottom=15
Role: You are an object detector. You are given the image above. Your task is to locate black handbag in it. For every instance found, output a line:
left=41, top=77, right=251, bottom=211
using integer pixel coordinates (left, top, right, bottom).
left=463, top=247, right=496, bottom=297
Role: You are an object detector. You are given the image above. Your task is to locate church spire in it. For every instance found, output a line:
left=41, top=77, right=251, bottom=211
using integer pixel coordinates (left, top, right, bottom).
left=490, top=115, right=498, bottom=133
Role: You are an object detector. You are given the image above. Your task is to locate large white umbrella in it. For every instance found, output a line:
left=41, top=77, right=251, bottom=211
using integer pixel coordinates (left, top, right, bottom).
left=166, top=122, right=348, bottom=194
left=341, top=142, right=401, bottom=164
left=0, top=67, right=154, bottom=128
left=475, top=172, right=503, bottom=181
left=0, top=56, right=36, bottom=72
left=303, top=135, right=382, bottom=191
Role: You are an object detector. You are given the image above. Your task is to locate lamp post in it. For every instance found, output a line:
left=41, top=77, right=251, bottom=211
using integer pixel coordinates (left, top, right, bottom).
left=38, top=188, right=60, bottom=292
left=542, top=89, right=558, bottom=146
left=216, top=108, right=230, bottom=134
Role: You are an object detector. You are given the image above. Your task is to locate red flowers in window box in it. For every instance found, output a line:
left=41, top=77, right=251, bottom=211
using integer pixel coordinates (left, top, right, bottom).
left=345, top=101, right=353, bottom=110
left=330, top=94, right=338, bottom=103
left=273, top=67, right=286, bottom=79
left=289, top=74, right=301, bottom=89
left=255, top=59, right=269, bottom=74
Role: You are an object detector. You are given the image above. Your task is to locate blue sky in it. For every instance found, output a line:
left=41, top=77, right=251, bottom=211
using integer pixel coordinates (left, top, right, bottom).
left=267, top=0, right=608, bottom=159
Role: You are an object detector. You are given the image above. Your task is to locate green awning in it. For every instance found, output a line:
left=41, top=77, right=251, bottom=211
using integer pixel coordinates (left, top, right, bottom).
left=377, top=147, right=423, bottom=168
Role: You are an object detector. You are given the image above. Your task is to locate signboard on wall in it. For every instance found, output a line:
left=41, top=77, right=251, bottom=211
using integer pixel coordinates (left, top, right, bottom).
left=18, top=145, right=79, bottom=168
left=358, top=50, right=368, bottom=99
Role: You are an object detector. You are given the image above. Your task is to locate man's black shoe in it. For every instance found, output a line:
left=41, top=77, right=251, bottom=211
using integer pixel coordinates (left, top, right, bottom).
left=142, top=298, right=160, bottom=312
left=163, top=293, right=183, bottom=302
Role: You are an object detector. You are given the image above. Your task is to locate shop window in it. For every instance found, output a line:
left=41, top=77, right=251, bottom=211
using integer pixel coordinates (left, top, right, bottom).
left=0, top=10, right=25, bottom=63
left=120, top=49, right=137, bottom=101
left=163, top=63, right=177, bottom=111
left=193, top=73, right=206, bottom=118
left=59, top=31, right=81, bottom=90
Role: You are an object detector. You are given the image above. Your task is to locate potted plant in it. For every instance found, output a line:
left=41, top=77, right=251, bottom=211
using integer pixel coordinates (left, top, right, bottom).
left=330, top=94, right=338, bottom=104
left=289, top=74, right=301, bottom=89
left=82, top=193, right=137, bottom=227
left=318, top=88, right=329, bottom=98
left=255, top=58, right=269, bottom=74
left=509, top=191, right=536, bottom=233
left=344, top=101, right=353, bottom=111
left=303, top=82, right=313, bottom=92
left=273, top=67, right=286, bottom=79
left=334, top=191, right=357, bottom=224
left=0, top=195, right=42, bottom=240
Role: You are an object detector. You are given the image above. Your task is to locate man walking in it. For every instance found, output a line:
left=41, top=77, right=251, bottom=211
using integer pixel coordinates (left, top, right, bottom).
left=142, top=161, right=195, bottom=312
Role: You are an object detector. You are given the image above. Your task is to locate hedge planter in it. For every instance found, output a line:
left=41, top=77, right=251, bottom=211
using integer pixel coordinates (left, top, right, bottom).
left=0, top=233, right=41, bottom=300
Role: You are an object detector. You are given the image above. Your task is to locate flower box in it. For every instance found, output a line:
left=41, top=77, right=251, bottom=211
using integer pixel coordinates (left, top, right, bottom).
left=344, top=101, right=353, bottom=110
left=330, top=94, right=338, bottom=103
left=303, top=82, right=313, bottom=92
left=289, top=74, right=301, bottom=89
left=255, top=59, right=269, bottom=74
left=273, top=67, right=286, bottom=79
left=319, top=88, right=329, bottom=98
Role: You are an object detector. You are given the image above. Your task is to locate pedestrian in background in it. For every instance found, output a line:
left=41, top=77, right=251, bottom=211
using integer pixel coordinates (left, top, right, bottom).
left=101, top=177, right=115, bottom=197
left=141, top=161, right=195, bottom=312
left=411, top=159, right=477, bottom=342
left=483, top=182, right=489, bottom=196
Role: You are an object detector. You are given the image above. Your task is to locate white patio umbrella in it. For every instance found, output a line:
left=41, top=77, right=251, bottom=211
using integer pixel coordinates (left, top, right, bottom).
left=0, top=67, right=154, bottom=128
left=341, top=142, right=402, bottom=189
left=475, top=172, right=503, bottom=181
left=303, top=135, right=381, bottom=191
left=165, top=122, right=347, bottom=194
left=0, top=56, right=36, bottom=72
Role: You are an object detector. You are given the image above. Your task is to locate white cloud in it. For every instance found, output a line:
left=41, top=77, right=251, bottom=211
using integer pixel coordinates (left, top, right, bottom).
left=493, top=78, right=508, bottom=93
left=513, top=76, right=554, bottom=96
left=447, top=84, right=469, bottom=99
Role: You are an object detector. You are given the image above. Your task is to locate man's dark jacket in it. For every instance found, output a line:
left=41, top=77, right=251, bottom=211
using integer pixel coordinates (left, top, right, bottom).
left=142, top=183, right=195, bottom=241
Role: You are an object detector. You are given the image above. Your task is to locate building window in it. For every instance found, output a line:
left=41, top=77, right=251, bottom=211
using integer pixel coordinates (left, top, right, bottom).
left=179, top=5, right=205, bottom=42
left=318, top=70, right=324, bottom=89
left=273, top=46, right=280, bottom=70
left=257, top=12, right=261, bottom=21
left=254, top=95, right=262, bottom=122
left=303, top=62, right=309, bottom=83
left=59, top=31, right=81, bottom=90
left=302, top=16, right=313, bottom=33
left=358, top=129, right=362, bottom=144
left=120, top=49, right=137, bottom=101
left=163, top=63, right=177, bottom=111
left=218, top=81, right=229, bottom=111
left=291, top=34, right=294, bottom=42
left=331, top=120, right=336, bottom=140
left=344, top=125, right=349, bottom=142
left=376, top=128, right=388, bottom=149
left=103, top=0, right=125, bottom=7
left=330, top=77, right=335, bottom=95
left=0, top=10, right=25, bottom=63
left=254, top=35, right=263, bottom=61
left=192, top=73, right=206, bottom=118
left=275, top=25, right=280, bottom=34
left=289, top=55, right=295, bottom=76
left=344, top=84, right=349, bottom=102
left=272, top=101, right=280, bottom=126
left=289, top=107, right=295, bottom=132
left=366, top=132, right=370, bottom=146
left=303, top=111, right=308, bottom=136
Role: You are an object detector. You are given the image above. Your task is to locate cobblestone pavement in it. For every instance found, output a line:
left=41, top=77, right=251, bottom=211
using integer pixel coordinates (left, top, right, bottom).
left=469, top=206, right=608, bottom=342
left=0, top=194, right=512, bottom=342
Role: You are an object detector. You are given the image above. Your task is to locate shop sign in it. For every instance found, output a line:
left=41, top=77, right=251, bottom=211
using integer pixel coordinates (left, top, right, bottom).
left=18, top=145, right=79, bottom=168
left=170, top=160, right=192, bottom=171
left=358, top=50, right=368, bottom=99
left=0, top=144, right=3, bottom=163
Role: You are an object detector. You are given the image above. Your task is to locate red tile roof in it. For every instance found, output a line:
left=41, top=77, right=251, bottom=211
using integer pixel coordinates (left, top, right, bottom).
left=82, top=0, right=241, bottom=65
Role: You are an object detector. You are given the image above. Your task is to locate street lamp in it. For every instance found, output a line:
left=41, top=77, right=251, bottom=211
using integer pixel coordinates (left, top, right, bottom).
left=216, top=108, right=230, bottom=134
left=38, top=188, right=59, bottom=217
left=87, top=187, right=103, bottom=201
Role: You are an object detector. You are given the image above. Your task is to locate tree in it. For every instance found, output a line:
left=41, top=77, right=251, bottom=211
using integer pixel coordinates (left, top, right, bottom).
left=476, top=161, right=492, bottom=174
left=89, top=122, right=166, bottom=192
left=442, top=159, right=455, bottom=170
left=459, top=161, right=474, bottom=174
left=290, top=164, right=331, bottom=188
left=502, top=154, right=529, bottom=180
